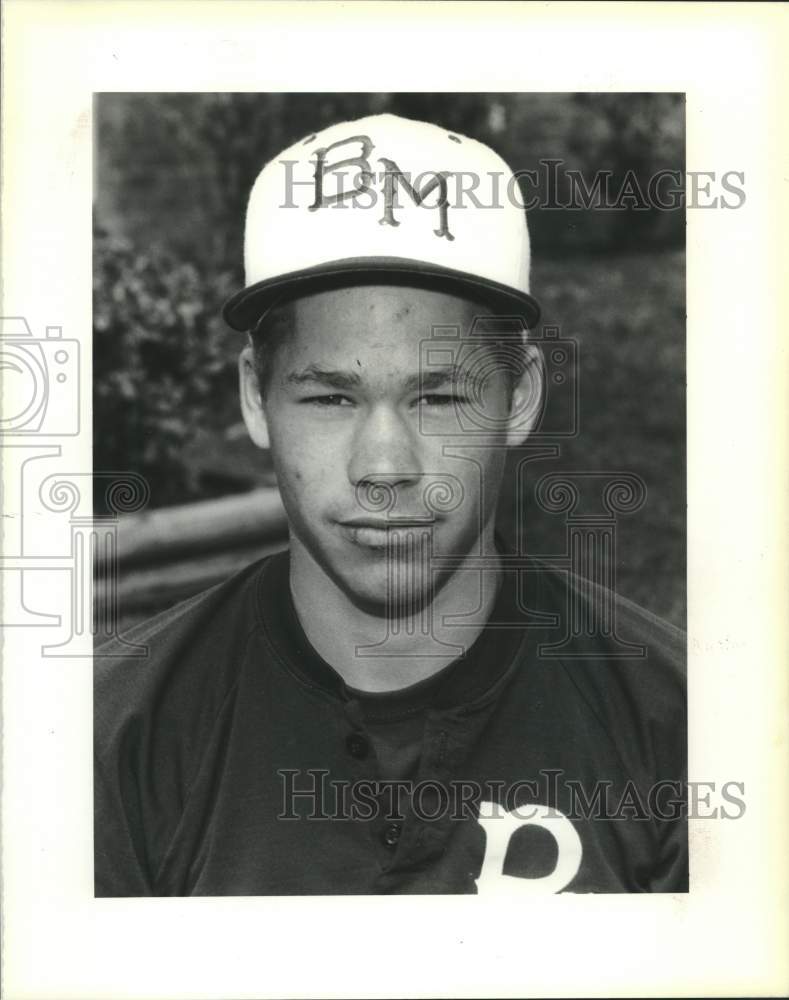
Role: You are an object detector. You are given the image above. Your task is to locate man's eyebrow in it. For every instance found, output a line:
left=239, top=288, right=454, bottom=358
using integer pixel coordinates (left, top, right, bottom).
left=285, top=366, right=362, bottom=389
left=404, top=366, right=478, bottom=393
left=284, top=364, right=480, bottom=393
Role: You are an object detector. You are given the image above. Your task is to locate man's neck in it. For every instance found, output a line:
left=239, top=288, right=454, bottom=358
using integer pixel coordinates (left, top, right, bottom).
left=289, top=535, right=502, bottom=693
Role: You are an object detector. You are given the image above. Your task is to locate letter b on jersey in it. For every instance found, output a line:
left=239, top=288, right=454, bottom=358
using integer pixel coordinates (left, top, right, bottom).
left=475, top=802, right=582, bottom=895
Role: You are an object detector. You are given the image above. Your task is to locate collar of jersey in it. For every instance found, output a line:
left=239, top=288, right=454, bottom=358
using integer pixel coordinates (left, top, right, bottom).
left=254, top=546, right=538, bottom=715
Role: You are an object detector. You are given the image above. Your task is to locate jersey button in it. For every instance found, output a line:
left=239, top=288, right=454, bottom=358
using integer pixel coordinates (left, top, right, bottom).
left=346, top=733, right=370, bottom=759
left=381, top=823, right=402, bottom=849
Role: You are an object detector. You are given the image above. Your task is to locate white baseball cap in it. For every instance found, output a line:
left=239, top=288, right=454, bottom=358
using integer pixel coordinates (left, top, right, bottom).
left=222, top=113, right=540, bottom=331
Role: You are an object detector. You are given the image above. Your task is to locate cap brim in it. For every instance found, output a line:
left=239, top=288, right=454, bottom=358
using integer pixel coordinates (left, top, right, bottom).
left=222, top=256, right=540, bottom=332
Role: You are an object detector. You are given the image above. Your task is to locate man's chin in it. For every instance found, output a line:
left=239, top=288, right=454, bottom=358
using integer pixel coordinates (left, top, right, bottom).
left=331, top=566, right=438, bottom=617
left=292, top=526, right=462, bottom=613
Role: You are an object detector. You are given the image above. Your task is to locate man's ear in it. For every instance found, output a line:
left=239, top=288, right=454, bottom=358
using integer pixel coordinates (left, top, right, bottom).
left=239, top=345, right=271, bottom=450
left=506, top=341, right=545, bottom=446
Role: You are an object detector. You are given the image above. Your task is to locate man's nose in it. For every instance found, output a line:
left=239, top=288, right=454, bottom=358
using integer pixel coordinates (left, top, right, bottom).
left=347, top=405, right=422, bottom=493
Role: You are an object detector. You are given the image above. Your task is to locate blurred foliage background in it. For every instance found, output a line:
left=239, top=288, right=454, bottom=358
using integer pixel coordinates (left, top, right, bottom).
left=94, top=93, right=685, bottom=627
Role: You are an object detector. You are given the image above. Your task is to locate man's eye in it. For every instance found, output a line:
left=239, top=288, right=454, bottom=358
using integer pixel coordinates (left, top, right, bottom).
left=302, top=395, right=353, bottom=407
left=418, top=394, right=468, bottom=407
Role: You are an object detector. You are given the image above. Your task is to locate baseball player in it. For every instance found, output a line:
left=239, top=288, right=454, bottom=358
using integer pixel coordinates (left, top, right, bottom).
left=94, top=113, right=687, bottom=895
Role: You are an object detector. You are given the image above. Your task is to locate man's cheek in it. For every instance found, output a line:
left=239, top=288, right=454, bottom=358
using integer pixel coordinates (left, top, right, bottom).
left=278, top=452, right=338, bottom=502
left=280, top=461, right=312, bottom=493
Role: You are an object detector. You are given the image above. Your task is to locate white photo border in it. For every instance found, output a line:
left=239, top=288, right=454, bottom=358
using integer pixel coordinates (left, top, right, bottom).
left=2, top=2, right=787, bottom=998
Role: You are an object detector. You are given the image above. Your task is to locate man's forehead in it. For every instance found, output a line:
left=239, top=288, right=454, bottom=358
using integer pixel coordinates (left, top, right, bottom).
left=259, top=282, right=525, bottom=388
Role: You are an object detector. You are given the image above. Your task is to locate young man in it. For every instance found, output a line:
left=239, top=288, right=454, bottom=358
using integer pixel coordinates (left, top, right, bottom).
left=94, top=114, right=687, bottom=895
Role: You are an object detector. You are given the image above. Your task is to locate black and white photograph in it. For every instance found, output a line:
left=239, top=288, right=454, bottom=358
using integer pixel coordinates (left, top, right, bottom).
left=93, top=92, right=689, bottom=896
left=2, top=3, right=787, bottom=998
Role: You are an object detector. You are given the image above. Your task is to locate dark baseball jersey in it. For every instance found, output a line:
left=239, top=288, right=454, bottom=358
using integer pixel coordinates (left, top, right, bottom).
left=94, top=549, right=687, bottom=895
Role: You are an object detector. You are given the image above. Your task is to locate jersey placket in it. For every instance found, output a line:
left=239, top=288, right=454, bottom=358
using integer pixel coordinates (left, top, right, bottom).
left=372, top=702, right=495, bottom=889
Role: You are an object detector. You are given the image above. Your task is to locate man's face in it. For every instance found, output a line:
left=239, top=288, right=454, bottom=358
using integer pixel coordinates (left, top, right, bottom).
left=251, top=283, right=520, bottom=610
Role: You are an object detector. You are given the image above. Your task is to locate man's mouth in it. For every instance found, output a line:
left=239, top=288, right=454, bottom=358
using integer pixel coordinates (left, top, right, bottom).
left=337, top=517, right=438, bottom=550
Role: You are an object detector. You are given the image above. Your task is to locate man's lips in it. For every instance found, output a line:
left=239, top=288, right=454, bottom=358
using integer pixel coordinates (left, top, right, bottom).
left=337, top=517, right=438, bottom=549
left=339, top=517, right=436, bottom=529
